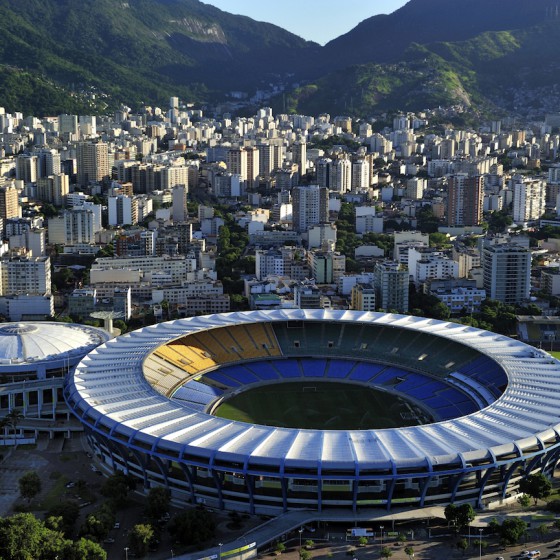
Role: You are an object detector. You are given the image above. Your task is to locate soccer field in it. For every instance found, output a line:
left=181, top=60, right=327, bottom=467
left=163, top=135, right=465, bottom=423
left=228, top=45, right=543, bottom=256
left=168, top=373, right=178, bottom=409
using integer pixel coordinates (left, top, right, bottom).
left=213, top=381, right=424, bottom=430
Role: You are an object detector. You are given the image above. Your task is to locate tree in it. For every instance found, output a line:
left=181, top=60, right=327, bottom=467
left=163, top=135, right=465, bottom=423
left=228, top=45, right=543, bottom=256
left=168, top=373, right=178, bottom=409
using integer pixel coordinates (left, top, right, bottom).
left=46, top=500, right=80, bottom=536
left=100, top=472, right=135, bottom=509
left=499, top=517, right=528, bottom=546
left=168, top=508, right=216, bottom=546
left=305, top=539, right=315, bottom=549
left=145, top=486, right=171, bottom=521
left=404, top=546, right=414, bottom=560
left=380, top=546, right=393, bottom=558
left=455, top=503, right=475, bottom=529
left=79, top=505, right=115, bottom=542
left=0, top=415, right=9, bottom=445
left=275, top=542, right=286, bottom=555
left=6, top=408, right=23, bottom=439
left=63, top=537, right=107, bottom=560
left=19, top=471, right=41, bottom=503
left=456, top=538, right=468, bottom=555
left=429, top=232, right=451, bottom=248
left=299, top=549, right=311, bottom=560
left=519, top=473, right=552, bottom=505
left=537, top=524, right=549, bottom=539
left=128, top=523, right=154, bottom=557
left=517, top=493, right=531, bottom=508
left=358, top=536, right=368, bottom=546
left=0, top=512, right=106, bottom=560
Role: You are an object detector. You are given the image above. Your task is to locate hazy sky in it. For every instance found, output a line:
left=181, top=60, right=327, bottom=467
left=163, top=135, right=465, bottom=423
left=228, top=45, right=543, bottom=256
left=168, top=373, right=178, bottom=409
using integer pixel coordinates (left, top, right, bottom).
left=201, top=1, right=409, bottom=45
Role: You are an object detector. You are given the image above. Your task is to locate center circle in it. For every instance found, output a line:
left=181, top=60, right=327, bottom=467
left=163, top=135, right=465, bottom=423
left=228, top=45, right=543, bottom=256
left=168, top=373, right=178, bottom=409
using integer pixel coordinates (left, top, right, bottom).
left=212, top=380, right=433, bottom=429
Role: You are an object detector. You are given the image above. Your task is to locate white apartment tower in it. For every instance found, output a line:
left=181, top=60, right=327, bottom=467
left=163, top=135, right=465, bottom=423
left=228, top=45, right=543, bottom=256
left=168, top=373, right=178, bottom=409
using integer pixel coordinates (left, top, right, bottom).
left=108, top=195, right=138, bottom=226
left=512, top=175, right=546, bottom=223
left=0, top=254, right=51, bottom=296
left=483, top=242, right=531, bottom=304
left=48, top=209, right=96, bottom=245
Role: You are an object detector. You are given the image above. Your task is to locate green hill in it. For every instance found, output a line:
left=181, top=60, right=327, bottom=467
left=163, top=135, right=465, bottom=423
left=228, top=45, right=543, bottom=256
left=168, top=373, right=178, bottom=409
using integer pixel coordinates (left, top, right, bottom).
left=0, top=0, right=317, bottom=114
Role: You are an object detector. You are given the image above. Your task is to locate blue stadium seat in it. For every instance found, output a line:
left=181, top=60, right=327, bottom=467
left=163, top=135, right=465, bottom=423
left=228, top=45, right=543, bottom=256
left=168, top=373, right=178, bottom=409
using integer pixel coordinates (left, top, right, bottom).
left=203, top=371, right=242, bottom=388
left=275, top=359, right=302, bottom=378
left=218, top=364, right=261, bottom=385
left=325, top=359, right=356, bottom=378
left=300, top=358, right=327, bottom=377
left=245, top=361, right=280, bottom=380
left=348, top=362, right=385, bottom=381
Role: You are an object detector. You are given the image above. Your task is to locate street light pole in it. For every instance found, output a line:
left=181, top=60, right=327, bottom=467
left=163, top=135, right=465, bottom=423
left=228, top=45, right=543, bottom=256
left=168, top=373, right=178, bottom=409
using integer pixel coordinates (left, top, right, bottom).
left=380, top=525, right=384, bottom=550
left=299, top=528, right=303, bottom=558
left=478, top=528, right=483, bottom=560
left=219, top=542, right=223, bottom=560
left=124, top=548, right=129, bottom=560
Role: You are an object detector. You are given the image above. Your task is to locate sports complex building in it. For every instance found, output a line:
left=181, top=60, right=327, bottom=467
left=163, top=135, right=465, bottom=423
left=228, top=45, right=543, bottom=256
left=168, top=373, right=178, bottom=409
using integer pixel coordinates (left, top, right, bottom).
left=0, top=322, right=110, bottom=441
left=64, top=309, right=560, bottom=515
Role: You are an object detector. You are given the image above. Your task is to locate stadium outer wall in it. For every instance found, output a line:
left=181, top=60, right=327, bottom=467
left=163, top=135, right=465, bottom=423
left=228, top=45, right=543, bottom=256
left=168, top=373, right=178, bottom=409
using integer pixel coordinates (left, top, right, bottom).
left=64, top=309, right=560, bottom=515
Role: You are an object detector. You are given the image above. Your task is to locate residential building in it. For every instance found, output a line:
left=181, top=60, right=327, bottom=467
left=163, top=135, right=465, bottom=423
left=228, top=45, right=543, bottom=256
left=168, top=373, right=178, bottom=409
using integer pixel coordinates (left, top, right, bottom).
left=512, top=175, right=546, bottom=223
left=373, top=261, right=409, bottom=312
left=76, top=142, right=110, bottom=187
left=446, top=174, right=484, bottom=227
left=36, top=173, right=69, bottom=206
left=482, top=242, right=531, bottom=304
left=0, top=253, right=51, bottom=296
left=48, top=209, right=96, bottom=245
left=350, top=283, right=376, bottom=311
left=292, top=185, right=328, bottom=232
left=0, top=185, right=20, bottom=221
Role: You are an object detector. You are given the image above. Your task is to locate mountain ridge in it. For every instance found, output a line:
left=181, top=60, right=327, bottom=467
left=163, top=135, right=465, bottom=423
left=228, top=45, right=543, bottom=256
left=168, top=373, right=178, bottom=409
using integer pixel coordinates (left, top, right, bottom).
left=2, top=0, right=560, bottom=117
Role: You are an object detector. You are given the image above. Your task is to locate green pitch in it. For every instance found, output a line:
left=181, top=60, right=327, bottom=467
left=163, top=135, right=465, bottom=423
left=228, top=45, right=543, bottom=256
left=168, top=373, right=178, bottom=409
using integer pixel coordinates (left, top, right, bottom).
left=213, top=381, right=427, bottom=430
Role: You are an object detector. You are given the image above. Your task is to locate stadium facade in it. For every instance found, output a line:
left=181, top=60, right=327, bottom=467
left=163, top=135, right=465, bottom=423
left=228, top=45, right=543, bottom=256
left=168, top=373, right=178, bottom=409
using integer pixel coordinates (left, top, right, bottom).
left=64, top=310, right=560, bottom=514
left=0, top=322, right=110, bottom=441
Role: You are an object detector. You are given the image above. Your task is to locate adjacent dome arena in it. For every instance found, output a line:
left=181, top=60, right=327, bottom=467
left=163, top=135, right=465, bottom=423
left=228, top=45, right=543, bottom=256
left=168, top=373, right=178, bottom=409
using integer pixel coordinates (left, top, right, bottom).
left=64, top=310, right=560, bottom=515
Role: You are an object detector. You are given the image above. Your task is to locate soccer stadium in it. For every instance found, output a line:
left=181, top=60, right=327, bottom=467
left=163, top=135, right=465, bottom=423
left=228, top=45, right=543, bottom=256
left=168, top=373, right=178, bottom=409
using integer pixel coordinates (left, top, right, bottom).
left=64, top=309, right=560, bottom=515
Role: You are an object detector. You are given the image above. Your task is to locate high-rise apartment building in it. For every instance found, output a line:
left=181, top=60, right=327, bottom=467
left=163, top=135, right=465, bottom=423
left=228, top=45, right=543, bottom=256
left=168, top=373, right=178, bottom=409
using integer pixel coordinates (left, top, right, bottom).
left=0, top=253, right=51, bottom=296
left=373, top=261, right=409, bottom=312
left=292, top=185, right=329, bottom=233
left=172, top=184, right=188, bottom=223
left=48, top=209, right=96, bottom=245
left=0, top=185, right=20, bottom=221
left=292, top=141, right=307, bottom=176
left=15, top=155, right=37, bottom=184
left=34, top=148, right=61, bottom=178
left=446, top=174, right=484, bottom=227
left=108, top=195, right=138, bottom=226
left=512, top=175, right=546, bottom=223
left=77, top=142, right=110, bottom=187
left=36, top=173, right=69, bottom=207
left=482, top=242, right=531, bottom=304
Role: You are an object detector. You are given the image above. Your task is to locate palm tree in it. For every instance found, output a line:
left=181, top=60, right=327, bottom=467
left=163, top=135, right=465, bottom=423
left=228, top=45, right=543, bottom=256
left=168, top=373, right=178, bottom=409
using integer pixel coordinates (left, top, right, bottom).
left=0, top=416, right=9, bottom=446
left=7, top=409, right=23, bottom=442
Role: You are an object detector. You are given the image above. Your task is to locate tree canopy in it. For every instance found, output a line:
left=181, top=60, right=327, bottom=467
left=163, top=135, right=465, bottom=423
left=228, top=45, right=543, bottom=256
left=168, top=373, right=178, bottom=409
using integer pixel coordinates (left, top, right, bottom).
left=18, top=471, right=41, bottom=503
left=168, top=508, right=216, bottom=546
left=0, top=513, right=106, bottom=560
left=519, top=473, right=552, bottom=505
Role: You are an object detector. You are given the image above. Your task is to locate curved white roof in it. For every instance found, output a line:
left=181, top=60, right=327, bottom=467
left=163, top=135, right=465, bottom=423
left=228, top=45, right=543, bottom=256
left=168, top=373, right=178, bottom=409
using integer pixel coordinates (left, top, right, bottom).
left=0, top=322, right=110, bottom=366
left=66, top=310, right=560, bottom=470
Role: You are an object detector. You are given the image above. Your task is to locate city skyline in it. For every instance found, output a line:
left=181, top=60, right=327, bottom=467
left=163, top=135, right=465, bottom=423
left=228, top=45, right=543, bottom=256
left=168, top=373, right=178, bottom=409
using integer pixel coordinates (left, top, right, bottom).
left=201, top=0, right=409, bottom=45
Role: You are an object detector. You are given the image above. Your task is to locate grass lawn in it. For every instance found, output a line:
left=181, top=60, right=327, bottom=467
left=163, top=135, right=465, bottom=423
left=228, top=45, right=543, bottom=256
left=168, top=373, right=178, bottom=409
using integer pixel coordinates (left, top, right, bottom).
left=214, top=381, right=426, bottom=430
left=550, top=351, right=560, bottom=360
